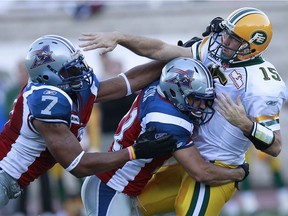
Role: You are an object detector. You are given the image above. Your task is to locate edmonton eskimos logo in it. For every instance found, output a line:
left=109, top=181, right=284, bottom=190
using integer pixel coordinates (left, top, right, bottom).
left=250, top=31, right=267, bottom=45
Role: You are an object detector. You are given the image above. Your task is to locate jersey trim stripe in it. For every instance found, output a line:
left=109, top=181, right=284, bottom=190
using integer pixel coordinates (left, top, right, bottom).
left=256, top=116, right=280, bottom=131
left=143, top=112, right=193, bottom=133
left=255, top=113, right=280, bottom=122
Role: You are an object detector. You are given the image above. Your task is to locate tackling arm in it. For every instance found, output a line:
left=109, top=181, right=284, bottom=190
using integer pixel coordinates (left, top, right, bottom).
left=173, top=146, right=246, bottom=186
left=33, top=120, right=176, bottom=178
left=33, top=120, right=131, bottom=177
left=96, top=60, right=165, bottom=103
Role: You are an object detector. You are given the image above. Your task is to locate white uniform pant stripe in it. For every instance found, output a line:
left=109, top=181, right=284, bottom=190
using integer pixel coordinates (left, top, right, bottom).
left=193, top=183, right=206, bottom=216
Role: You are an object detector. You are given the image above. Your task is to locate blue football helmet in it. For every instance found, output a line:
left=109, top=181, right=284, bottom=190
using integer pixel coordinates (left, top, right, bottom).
left=158, top=57, right=215, bottom=125
left=25, top=35, right=93, bottom=92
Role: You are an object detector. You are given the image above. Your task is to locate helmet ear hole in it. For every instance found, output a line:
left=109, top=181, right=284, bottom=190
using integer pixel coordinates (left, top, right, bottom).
left=170, top=89, right=176, bottom=97
left=42, top=75, right=49, bottom=81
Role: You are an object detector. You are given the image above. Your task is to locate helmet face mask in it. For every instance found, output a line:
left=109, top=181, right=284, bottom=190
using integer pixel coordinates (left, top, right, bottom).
left=57, top=52, right=93, bottom=92
left=159, top=57, right=215, bottom=125
left=208, top=7, right=272, bottom=64
left=25, top=35, right=93, bottom=93
left=184, top=94, right=215, bottom=125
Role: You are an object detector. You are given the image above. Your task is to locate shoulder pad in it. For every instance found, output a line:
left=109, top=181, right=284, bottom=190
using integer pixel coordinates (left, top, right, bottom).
left=27, top=87, right=72, bottom=124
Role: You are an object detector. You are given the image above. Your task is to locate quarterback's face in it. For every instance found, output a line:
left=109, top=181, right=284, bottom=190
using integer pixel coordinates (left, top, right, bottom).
left=221, top=29, right=242, bottom=59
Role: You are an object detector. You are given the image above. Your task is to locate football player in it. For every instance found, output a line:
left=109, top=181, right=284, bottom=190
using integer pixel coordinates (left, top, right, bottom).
left=78, top=7, right=286, bottom=215
left=81, top=57, right=248, bottom=216
left=0, top=35, right=177, bottom=208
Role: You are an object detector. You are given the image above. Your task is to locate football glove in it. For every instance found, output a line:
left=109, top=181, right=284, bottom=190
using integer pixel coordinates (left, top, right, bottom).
left=202, top=17, right=224, bottom=37
left=130, top=126, right=176, bottom=159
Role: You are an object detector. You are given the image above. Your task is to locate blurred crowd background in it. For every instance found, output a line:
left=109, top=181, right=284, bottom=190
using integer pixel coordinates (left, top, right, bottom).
left=0, top=1, right=288, bottom=216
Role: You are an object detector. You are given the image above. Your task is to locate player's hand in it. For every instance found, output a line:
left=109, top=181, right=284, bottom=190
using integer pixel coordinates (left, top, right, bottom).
left=202, top=17, right=224, bottom=37
left=235, top=162, right=250, bottom=189
left=239, top=162, right=250, bottom=181
left=214, top=93, right=251, bottom=128
left=78, top=32, right=118, bottom=55
left=131, top=126, right=176, bottom=159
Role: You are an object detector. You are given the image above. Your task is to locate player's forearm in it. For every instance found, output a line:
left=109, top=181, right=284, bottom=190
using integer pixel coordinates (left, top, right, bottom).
left=96, top=76, right=126, bottom=103
left=126, top=60, right=165, bottom=92
left=71, top=151, right=129, bottom=178
left=261, top=130, right=282, bottom=157
left=96, top=61, right=165, bottom=103
left=244, top=122, right=281, bottom=157
left=115, top=31, right=168, bottom=60
left=191, top=163, right=244, bottom=186
left=116, top=31, right=188, bottom=61
left=175, top=148, right=244, bottom=186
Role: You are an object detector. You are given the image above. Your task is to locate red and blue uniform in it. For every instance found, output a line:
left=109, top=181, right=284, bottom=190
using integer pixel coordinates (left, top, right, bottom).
left=0, top=74, right=99, bottom=188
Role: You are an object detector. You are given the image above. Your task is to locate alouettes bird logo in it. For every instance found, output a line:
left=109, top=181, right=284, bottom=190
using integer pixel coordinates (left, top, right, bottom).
left=166, top=68, right=194, bottom=88
left=30, top=45, right=55, bottom=69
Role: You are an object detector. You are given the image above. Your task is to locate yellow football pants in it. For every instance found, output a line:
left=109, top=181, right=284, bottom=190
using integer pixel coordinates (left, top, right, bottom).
left=138, top=163, right=237, bottom=216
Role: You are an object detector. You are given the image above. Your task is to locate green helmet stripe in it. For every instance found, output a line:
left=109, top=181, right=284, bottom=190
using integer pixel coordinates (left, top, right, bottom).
left=229, top=8, right=262, bottom=24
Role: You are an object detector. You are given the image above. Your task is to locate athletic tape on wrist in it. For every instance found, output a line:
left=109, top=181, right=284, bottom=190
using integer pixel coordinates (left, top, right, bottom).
left=65, top=151, right=85, bottom=172
left=118, top=73, right=132, bottom=96
left=251, top=122, right=274, bottom=144
left=248, top=122, right=275, bottom=150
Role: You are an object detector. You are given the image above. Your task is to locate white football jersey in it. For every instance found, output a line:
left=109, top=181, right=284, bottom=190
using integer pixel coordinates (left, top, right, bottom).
left=191, top=37, right=287, bottom=165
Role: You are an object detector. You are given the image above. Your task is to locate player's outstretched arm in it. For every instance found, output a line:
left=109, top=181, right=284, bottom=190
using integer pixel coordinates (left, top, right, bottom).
left=33, top=120, right=176, bottom=177
left=79, top=32, right=191, bottom=61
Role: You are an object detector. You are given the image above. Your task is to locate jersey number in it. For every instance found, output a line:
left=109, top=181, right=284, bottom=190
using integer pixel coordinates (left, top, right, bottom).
left=41, top=96, right=58, bottom=115
left=113, top=108, right=138, bottom=151
left=259, top=67, right=281, bottom=81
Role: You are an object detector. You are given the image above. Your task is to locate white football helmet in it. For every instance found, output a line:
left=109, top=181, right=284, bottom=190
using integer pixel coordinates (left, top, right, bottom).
left=25, top=35, right=93, bottom=92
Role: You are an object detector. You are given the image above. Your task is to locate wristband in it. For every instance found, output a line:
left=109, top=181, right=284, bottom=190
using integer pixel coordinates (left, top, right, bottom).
left=127, top=146, right=136, bottom=160
left=118, top=73, right=132, bottom=96
left=65, top=151, right=85, bottom=172
left=247, top=122, right=275, bottom=150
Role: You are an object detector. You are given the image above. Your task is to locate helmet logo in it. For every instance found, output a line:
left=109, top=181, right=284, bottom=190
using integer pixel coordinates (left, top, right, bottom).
left=249, top=31, right=267, bottom=45
left=166, top=69, right=194, bottom=89
left=30, top=45, right=55, bottom=69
